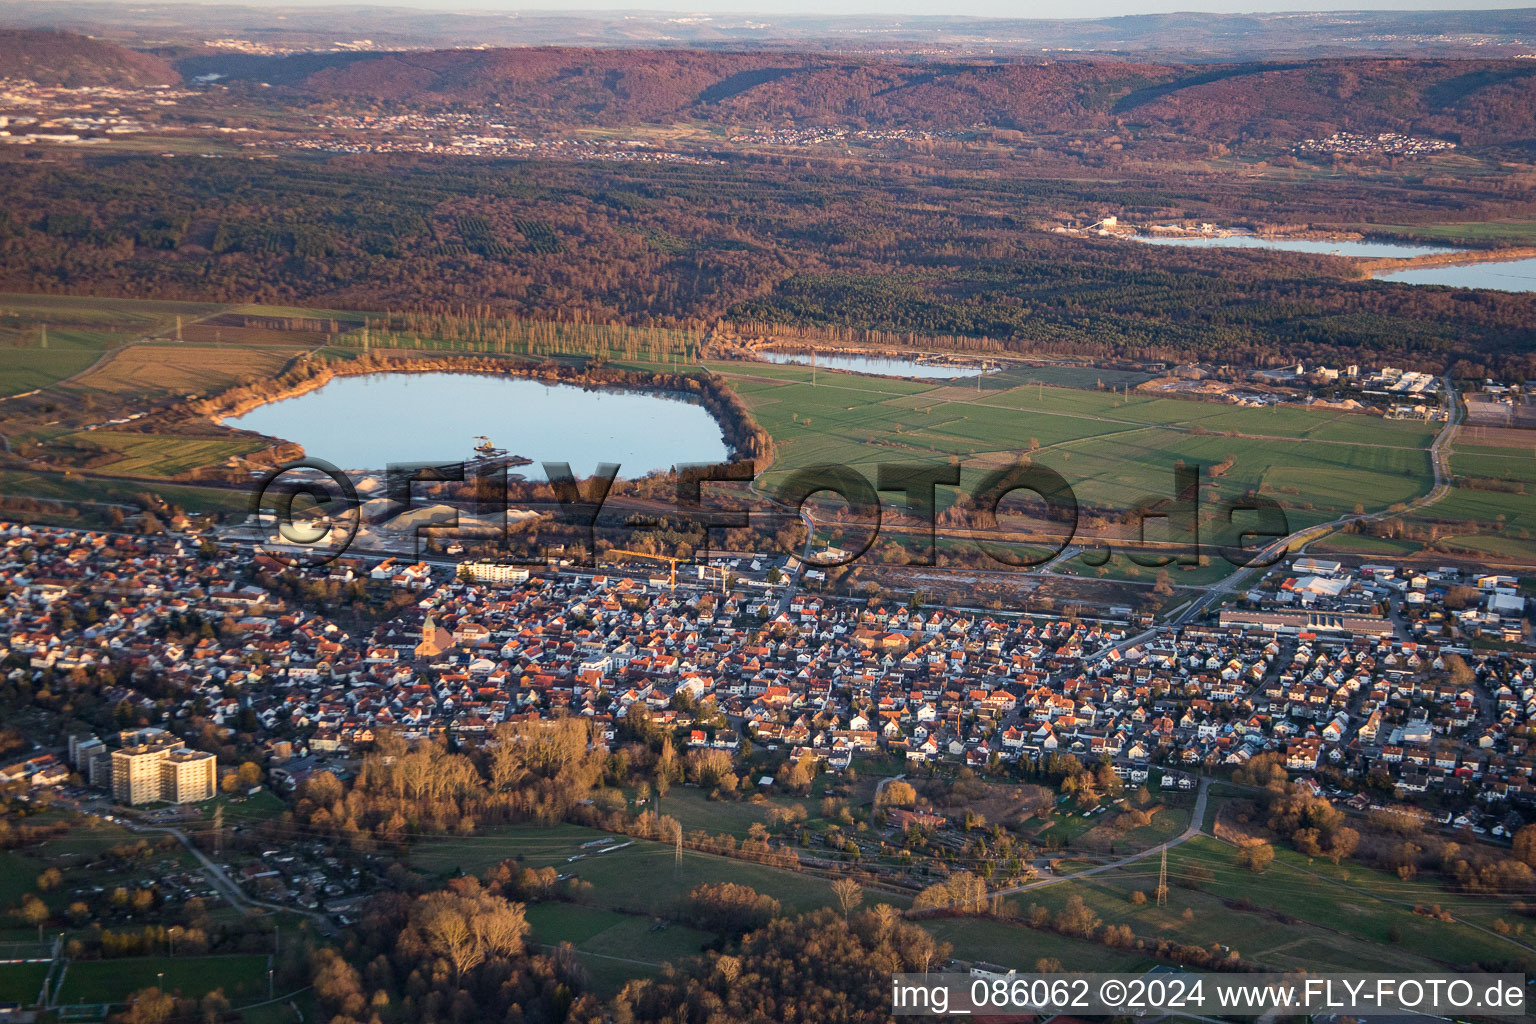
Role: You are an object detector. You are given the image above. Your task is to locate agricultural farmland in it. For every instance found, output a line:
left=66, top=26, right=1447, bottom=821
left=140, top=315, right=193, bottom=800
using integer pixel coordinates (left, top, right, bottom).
left=0, top=294, right=226, bottom=397
left=707, top=359, right=1439, bottom=531
left=0, top=291, right=1480, bottom=570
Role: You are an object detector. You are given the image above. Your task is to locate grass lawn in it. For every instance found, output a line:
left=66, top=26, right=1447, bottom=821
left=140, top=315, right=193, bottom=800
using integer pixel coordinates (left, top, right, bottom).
left=1054, top=553, right=1239, bottom=587
left=568, top=838, right=868, bottom=917
left=408, top=822, right=611, bottom=877
left=1420, top=446, right=1536, bottom=553
left=0, top=331, right=113, bottom=396
left=238, top=989, right=316, bottom=1024
left=0, top=850, right=45, bottom=908
left=67, top=344, right=293, bottom=401
left=654, top=787, right=818, bottom=840
left=0, top=962, right=49, bottom=1005
left=208, top=790, right=288, bottom=826
left=410, top=819, right=870, bottom=920
left=1312, top=532, right=1424, bottom=556
left=1440, top=533, right=1536, bottom=560
left=0, top=470, right=250, bottom=516
left=58, top=954, right=270, bottom=1005
left=525, top=901, right=716, bottom=997
left=0, top=293, right=227, bottom=396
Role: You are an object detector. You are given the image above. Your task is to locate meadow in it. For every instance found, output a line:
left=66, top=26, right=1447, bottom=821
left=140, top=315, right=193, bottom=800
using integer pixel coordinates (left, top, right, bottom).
left=523, top=903, right=713, bottom=996
left=404, top=817, right=1203, bottom=989
left=1376, top=220, right=1536, bottom=244
left=1417, top=437, right=1536, bottom=560
left=66, top=344, right=296, bottom=401
left=1010, top=836, right=1535, bottom=974
left=707, top=360, right=1437, bottom=534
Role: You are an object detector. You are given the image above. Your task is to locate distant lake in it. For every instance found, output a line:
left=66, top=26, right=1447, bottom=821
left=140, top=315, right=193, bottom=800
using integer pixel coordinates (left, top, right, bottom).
left=761, top=350, right=985, bottom=379
left=1374, top=257, right=1536, bottom=292
left=1128, top=235, right=1460, bottom=258
left=224, top=372, right=730, bottom=476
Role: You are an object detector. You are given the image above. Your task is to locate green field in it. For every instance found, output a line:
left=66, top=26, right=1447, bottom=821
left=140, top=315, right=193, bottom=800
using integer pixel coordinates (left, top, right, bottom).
left=410, top=821, right=884, bottom=917
left=0, top=294, right=226, bottom=396
left=922, top=915, right=1149, bottom=971
left=409, top=822, right=610, bottom=877
left=654, top=787, right=818, bottom=840
left=0, top=470, right=251, bottom=516
left=0, top=292, right=1473, bottom=558
left=1054, top=552, right=1241, bottom=586
left=709, top=360, right=1437, bottom=526
left=1417, top=442, right=1536, bottom=555
left=1010, top=837, right=1535, bottom=973
left=63, top=431, right=267, bottom=477
left=524, top=903, right=713, bottom=996
left=0, top=330, right=113, bottom=396
left=1312, top=531, right=1425, bottom=557
left=1375, top=221, right=1536, bottom=244
left=0, top=962, right=49, bottom=1005
left=57, top=954, right=271, bottom=1004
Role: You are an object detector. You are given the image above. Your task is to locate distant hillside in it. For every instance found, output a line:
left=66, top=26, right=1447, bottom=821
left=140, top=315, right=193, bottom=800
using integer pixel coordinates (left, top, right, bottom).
left=9, top=3, right=1536, bottom=58
left=0, top=29, right=176, bottom=87
left=200, top=48, right=1536, bottom=148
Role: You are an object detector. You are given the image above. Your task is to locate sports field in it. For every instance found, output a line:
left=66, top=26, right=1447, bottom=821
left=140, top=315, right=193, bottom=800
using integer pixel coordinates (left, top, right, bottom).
left=56, top=954, right=270, bottom=1004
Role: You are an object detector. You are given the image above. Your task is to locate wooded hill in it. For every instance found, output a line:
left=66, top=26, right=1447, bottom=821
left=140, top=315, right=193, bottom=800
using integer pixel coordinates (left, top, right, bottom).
left=190, top=47, right=1536, bottom=149
left=0, top=29, right=176, bottom=87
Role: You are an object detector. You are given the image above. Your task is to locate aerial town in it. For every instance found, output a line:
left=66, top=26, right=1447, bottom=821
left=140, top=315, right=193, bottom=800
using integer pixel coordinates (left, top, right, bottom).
left=5, top=8, right=1536, bottom=1019
left=1296, top=130, right=1458, bottom=158
left=5, top=515, right=1535, bottom=923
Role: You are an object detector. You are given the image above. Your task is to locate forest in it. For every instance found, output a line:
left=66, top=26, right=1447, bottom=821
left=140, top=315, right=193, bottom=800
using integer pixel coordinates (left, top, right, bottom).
left=3, top=152, right=1535, bottom=376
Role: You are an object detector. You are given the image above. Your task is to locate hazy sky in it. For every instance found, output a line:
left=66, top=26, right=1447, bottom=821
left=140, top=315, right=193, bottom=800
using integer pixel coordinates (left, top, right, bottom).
left=479, top=1, right=1523, bottom=12
left=169, top=0, right=1536, bottom=14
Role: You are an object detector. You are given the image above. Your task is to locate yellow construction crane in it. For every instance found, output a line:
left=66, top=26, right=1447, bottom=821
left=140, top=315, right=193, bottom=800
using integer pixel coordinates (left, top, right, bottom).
left=606, top=549, right=680, bottom=590
left=603, top=549, right=728, bottom=593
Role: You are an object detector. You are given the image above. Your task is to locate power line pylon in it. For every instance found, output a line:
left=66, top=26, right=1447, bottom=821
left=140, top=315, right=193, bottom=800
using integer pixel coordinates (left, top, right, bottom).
left=1155, top=843, right=1169, bottom=907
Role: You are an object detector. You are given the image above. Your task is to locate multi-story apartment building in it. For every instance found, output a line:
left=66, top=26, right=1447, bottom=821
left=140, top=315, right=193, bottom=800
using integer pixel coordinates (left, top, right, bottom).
left=109, top=731, right=216, bottom=805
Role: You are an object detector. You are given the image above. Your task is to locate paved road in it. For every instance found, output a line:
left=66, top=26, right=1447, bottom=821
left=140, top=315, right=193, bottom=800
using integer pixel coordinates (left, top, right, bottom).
left=118, top=817, right=335, bottom=933
left=873, top=773, right=906, bottom=804
left=990, top=777, right=1210, bottom=898
left=774, top=509, right=818, bottom=617
left=1089, top=378, right=1462, bottom=662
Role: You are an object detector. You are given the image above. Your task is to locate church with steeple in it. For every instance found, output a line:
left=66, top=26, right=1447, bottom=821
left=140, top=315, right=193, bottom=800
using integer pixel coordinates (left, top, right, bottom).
left=414, top=613, right=454, bottom=660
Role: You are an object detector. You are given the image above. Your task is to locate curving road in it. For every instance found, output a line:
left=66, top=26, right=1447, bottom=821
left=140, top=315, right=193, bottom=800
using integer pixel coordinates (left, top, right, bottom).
left=1092, top=377, right=1461, bottom=661
left=990, top=778, right=1209, bottom=898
